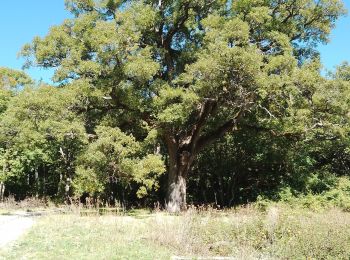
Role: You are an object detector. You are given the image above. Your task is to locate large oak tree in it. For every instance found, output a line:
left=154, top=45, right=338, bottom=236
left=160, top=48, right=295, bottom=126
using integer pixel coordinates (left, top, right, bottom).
left=21, top=0, right=345, bottom=211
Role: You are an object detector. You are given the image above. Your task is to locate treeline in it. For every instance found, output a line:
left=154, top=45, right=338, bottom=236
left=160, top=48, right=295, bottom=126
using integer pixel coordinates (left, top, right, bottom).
left=0, top=0, right=349, bottom=211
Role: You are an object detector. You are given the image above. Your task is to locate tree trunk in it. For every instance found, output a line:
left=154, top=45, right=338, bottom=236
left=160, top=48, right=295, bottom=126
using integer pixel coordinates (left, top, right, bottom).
left=65, top=177, right=72, bottom=200
left=166, top=163, right=187, bottom=212
left=165, top=142, right=193, bottom=212
left=0, top=181, right=5, bottom=202
left=35, top=168, right=39, bottom=197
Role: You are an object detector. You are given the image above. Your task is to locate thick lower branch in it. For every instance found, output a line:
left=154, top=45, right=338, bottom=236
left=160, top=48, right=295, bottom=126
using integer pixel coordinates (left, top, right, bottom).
left=186, top=98, right=217, bottom=152
left=195, top=118, right=238, bottom=153
left=195, top=107, right=246, bottom=153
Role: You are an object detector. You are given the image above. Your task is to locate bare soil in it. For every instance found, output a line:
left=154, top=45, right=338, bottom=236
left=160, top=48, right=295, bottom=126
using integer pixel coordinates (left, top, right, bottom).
left=0, top=212, right=35, bottom=248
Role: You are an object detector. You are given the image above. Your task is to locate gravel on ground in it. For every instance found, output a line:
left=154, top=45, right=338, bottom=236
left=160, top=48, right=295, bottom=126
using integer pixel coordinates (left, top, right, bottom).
left=0, top=212, right=35, bottom=248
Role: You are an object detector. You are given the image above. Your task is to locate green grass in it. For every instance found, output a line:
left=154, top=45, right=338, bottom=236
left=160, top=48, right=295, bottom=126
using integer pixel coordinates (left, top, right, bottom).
left=0, top=210, right=10, bottom=215
left=1, top=205, right=350, bottom=259
left=0, top=214, right=172, bottom=260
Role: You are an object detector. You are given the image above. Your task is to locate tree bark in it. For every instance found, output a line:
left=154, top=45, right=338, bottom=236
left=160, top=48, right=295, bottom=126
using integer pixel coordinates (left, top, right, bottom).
left=166, top=163, right=187, bottom=213
left=163, top=100, right=249, bottom=212
left=0, top=181, right=5, bottom=202
left=164, top=136, right=194, bottom=212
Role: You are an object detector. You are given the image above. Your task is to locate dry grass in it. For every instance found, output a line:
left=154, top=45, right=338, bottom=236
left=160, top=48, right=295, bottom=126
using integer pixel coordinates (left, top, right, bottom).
left=0, top=196, right=50, bottom=215
left=1, top=203, right=349, bottom=259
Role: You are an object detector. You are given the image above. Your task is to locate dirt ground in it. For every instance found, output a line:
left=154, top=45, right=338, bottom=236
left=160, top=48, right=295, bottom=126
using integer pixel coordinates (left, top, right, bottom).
left=0, top=212, right=35, bottom=248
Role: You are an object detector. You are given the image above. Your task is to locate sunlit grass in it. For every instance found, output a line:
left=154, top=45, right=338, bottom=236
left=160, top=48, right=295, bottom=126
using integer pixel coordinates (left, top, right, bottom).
left=0, top=214, right=171, bottom=260
left=1, top=205, right=350, bottom=259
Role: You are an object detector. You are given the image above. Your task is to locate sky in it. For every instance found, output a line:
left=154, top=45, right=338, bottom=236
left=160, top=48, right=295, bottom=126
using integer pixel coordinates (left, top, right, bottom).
left=0, top=0, right=350, bottom=83
left=0, top=1, right=71, bottom=82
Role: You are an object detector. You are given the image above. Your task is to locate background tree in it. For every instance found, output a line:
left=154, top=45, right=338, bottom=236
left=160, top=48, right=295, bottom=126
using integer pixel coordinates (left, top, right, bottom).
left=0, top=67, right=32, bottom=114
left=0, top=84, right=87, bottom=199
left=0, top=67, right=33, bottom=200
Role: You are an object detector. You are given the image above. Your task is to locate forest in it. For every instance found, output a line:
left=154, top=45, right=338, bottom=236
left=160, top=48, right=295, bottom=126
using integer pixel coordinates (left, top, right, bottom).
left=0, top=0, right=349, bottom=213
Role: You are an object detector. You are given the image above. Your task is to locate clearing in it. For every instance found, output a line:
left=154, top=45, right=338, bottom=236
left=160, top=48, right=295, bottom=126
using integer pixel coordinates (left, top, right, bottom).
left=0, top=206, right=349, bottom=259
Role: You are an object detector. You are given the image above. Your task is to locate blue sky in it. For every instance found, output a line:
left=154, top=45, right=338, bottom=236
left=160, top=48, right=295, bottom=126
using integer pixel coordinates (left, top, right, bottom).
left=0, top=1, right=71, bottom=82
left=318, top=0, right=350, bottom=72
left=0, top=0, right=350, bottom=83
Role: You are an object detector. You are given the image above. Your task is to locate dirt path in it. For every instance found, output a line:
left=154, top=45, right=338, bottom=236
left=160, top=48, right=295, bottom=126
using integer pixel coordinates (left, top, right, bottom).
left=0, top=212, right=36, bottom=248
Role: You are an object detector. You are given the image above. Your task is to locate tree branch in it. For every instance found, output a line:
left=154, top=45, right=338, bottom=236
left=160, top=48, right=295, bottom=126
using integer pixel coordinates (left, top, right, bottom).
left=163, top=2, right=190, bottom=49
left=186, top=98, right=217, bottom=152
left=195, top=108, right=245, bottom=153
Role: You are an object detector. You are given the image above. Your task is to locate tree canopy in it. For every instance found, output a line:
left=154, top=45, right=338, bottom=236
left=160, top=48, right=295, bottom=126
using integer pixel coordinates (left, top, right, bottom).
left=0, top=0, right=349, bottom=212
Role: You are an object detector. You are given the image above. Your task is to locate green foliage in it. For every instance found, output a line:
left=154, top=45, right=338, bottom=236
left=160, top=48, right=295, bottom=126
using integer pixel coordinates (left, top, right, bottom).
left=256, top=177, right=350, bottom=212
left=0, top=68, right=32, bottom=115
left=0, top=85, right=87, bottom=198
left=1, top=0, right=349, bottom=208
left=74, top=126, right=165, bottom=198
left=0, top=67, right=32, bottom=89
